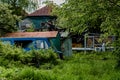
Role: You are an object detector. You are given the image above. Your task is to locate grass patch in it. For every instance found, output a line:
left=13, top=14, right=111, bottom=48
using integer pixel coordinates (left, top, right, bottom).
left=0, top=42, right=120, bottom=80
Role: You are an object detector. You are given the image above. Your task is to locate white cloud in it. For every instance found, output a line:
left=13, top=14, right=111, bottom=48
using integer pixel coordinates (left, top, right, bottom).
left=50, top=0, right=65, bottom=5
left=41, top=0, right=65, bottom=5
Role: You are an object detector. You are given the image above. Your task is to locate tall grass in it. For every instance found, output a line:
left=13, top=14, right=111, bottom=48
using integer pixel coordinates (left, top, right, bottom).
left=0, top=42, right=120, bottom=80
left=1, top=52, right=120, bottom=80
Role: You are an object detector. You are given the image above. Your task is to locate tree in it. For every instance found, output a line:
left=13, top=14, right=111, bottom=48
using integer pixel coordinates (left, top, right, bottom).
left=0, top=3, right=20, bottom=36
left=52, top=0, right=120, bottom=35
left=52, top=0, right=120, bottom=67
left=0, top=0, right=38, bottom=16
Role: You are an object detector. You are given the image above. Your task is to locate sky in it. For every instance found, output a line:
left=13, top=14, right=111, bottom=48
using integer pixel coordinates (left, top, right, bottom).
left=49, top=0, right=65, bottom=5
left=29, top=0, right=65, bottom=13
left=41, top=0, right=65, bottom=6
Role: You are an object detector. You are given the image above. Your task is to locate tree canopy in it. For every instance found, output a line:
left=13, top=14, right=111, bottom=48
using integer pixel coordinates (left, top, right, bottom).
left=0, top=3, right=20, bottom=36
left=0, top=0, right=38, bottom=35
left=0, top=0, right=37, bottom=16
left=52, top=0, right=120, bottom=36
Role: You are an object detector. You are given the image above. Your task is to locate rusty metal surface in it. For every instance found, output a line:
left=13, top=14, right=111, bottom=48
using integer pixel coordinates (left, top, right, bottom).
left=2, top=31, right=58, bottom=38
left=28, top=6, right=52, bottom=16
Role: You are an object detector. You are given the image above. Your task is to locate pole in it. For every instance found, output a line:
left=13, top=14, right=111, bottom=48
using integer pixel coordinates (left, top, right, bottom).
left=84, top=34, right=87, bottom=53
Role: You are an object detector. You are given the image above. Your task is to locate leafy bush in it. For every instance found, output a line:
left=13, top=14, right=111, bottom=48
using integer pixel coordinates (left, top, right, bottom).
left=1, top=41, right=120, bottom=80
left=0, top=51, right=120, bottom=80
left=29, top=49, right=58, bottom=67
left=0, top=42, right=58, bottom=67
left=0, top=42, right=24, bottom=60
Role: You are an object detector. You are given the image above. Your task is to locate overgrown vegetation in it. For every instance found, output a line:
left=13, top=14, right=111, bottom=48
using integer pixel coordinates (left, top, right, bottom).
left=0, top=42, right=59, bottom=68
left=0, top=42, right=120, bottom=80
left=0, top=0, right=38, bottom=16
left=0, top=0, right=120, bottom=79
left=52, top=0, right=120, bottom=70
left=0, top=3, right=20, bottom=36
left=52, top=0, right=120, bottom=35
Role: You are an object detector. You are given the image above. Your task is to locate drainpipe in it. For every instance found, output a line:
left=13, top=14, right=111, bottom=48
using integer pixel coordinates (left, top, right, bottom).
left=84, top=34, right=87, bottom=53
left=93, top=36, right=95, bottom=49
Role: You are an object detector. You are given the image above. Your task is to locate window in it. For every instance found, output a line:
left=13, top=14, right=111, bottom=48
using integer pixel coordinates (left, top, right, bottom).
left=35, top=40, right=49, bottom=49
left=14, top=40, right=33, bottom=48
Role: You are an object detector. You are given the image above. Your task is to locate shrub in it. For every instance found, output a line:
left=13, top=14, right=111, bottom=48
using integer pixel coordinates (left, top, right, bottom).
left=29, top=49, right=58, bottom=67
left=0, top=42, right=24, bottom=61
left=0, top=42, right=59, bottom=67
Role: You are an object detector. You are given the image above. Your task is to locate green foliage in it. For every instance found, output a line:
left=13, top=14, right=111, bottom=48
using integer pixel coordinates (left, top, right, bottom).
left=52, top=0, right=120, bottom=68
left=51, top=52, right=119, bottom=80
left=12, top=67, right=57, bottom=80
left=0, top=3, right=20, bottom=35
left=0, top=42, right=120, bottom=80
left=0, top=42, right=23, bottom=60
left=0, top=42, right=58, bottom=68
left=29, top=49, right=58, bottom=67
left=0, top=51, right=120, bottom=80
left=52, top=0, right=120, bottom=34
left=0, top=0, right=38, bottom=16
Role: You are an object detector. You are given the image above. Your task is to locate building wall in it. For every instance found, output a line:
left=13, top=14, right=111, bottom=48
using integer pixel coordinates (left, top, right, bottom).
left=19, top=16, right=56, bottom=31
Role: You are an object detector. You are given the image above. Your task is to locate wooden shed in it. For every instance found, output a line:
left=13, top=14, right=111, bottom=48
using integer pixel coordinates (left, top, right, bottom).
left=0, top=31, right=61, bottom=52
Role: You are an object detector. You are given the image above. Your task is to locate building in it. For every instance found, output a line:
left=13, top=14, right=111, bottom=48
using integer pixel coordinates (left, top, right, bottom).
left=0, top=31, right=61, bottom=52
left=19, top=5, right=57, bottom=32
